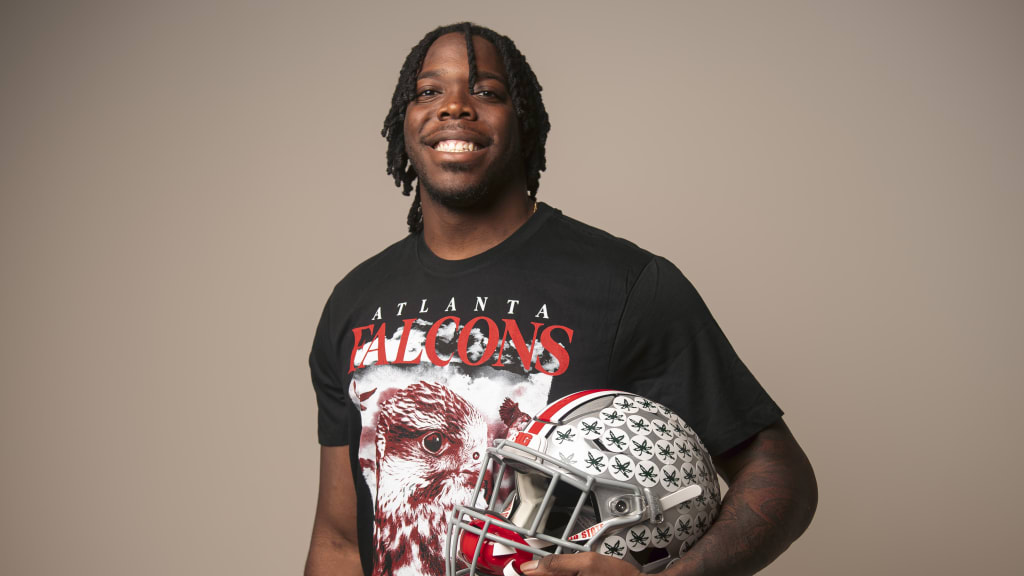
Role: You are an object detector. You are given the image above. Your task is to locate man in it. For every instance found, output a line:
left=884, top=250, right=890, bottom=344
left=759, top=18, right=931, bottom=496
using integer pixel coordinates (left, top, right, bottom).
left=305, top=23, right=816, bottom=576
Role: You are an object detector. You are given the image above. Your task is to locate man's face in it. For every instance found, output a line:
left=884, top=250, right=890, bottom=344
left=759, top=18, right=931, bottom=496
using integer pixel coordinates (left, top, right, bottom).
left=403, top=32, right=524, bottom=209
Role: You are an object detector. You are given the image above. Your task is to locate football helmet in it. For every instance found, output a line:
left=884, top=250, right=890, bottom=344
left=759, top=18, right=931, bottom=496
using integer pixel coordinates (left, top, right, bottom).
left=445, top=389, right=721, bottom=576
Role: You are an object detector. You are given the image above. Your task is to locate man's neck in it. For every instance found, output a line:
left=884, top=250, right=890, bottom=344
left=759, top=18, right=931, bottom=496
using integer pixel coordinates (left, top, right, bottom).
left=419, top=188, right=536, bottom=261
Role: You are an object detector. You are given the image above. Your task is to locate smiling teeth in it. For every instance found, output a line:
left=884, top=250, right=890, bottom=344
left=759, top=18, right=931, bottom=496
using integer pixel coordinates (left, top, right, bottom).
left=434, top=140, right=478, bottom=152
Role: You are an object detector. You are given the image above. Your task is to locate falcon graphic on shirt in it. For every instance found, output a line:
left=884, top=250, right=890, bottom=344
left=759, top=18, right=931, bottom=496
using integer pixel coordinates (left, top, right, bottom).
left=350, top=317, right=555, bottom=576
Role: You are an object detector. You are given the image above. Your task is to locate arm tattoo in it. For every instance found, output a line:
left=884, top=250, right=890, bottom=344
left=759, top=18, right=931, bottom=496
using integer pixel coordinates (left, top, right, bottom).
left=664, top=422, right=817, bottom=576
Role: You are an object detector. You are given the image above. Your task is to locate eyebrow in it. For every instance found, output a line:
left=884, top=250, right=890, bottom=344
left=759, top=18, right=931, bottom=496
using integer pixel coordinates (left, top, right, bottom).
left=417, top=70, right=507, bottom=84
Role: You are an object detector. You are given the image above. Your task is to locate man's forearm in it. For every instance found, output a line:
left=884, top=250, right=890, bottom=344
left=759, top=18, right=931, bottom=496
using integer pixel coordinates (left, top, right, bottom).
left=664, top=422, right=817, bottom=576
left=306, top=446, right=363, bottom=576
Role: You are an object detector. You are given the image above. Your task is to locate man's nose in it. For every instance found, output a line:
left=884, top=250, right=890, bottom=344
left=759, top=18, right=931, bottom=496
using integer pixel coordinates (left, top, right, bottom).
left=438, top=90, right=476, bottom=121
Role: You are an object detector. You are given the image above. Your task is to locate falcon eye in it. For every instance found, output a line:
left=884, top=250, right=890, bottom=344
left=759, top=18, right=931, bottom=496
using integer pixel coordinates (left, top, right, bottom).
left=421, top=432, right=447, bottom=454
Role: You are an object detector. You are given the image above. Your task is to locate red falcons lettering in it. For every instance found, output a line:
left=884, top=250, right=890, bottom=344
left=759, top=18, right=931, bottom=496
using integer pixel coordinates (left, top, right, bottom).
left=349, top=317, right=572, bottom=375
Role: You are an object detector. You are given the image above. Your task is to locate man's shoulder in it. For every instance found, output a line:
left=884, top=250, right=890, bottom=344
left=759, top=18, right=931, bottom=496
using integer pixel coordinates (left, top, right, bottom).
left=329, top=234, right=416, bottom=296
left=542, top=204, right=656, bottom=269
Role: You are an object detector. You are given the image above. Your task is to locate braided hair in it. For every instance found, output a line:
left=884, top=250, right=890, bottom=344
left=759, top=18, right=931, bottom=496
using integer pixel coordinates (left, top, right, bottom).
left=381, top=22, right=551, bottom=233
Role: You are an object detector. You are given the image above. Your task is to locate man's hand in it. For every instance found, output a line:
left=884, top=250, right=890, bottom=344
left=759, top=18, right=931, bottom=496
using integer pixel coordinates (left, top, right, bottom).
left=521, top=552, right=640, bottom=576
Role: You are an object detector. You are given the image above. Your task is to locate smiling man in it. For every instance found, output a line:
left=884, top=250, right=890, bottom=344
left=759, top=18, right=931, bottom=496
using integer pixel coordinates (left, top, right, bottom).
left=403, top=31, right=525, bottom=213
left=305, top=23, right=816, bottom=576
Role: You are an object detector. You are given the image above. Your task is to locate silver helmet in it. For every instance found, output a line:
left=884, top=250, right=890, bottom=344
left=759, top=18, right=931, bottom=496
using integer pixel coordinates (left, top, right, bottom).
left=446, top=390, right=720, bottom=576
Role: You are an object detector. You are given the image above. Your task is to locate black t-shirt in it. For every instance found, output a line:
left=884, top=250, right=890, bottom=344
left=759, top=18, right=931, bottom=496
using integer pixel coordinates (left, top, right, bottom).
left=309, top=203, right=781, bottom=576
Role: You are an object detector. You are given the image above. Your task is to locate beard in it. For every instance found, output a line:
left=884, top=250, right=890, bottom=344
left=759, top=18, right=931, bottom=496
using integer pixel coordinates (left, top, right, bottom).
left=411, top=151, right=525, bottom=212
left=422, top=161, right=494, bottom=208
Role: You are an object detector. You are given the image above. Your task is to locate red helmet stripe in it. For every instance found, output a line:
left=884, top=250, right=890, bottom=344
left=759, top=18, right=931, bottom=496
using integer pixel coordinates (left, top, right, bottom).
left=526, top=389, right=617, bottom=435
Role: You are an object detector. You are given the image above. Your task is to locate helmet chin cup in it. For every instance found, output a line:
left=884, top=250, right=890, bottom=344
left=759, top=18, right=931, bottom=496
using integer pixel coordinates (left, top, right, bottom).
left=459, top=515, right=534, bottom=576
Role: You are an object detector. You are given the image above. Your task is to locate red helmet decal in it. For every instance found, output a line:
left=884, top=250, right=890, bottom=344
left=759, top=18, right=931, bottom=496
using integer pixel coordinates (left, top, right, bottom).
left=512, top=431, right=534, bottom=447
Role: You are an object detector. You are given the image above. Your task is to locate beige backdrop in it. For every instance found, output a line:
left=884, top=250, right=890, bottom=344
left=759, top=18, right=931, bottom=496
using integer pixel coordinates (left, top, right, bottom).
left=2, top=1, right=1021, bottom=574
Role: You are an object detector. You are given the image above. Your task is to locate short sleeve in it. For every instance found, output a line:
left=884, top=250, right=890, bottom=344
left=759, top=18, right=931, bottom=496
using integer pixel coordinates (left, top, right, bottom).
left=608, top=257, right=782, bottom=456
left=309, top=294, right=352, bottom=446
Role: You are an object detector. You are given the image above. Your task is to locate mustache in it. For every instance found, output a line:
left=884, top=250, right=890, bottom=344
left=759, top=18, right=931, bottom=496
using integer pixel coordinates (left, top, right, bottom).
left=423, top=123, right=491, bottom=145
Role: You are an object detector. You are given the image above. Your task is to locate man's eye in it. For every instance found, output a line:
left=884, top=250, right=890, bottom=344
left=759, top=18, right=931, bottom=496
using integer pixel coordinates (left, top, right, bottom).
left=416, top=89, right=439, bottom=99
left=473, top=89, right=497, bottom=98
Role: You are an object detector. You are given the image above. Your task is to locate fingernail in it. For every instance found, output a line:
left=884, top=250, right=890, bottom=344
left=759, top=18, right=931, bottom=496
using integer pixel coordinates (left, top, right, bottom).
left=520, top=560, right=538, bottom=572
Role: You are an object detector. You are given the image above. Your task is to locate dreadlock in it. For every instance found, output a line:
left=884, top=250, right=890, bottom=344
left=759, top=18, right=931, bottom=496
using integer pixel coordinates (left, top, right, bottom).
left=381, top=22, right=551, bottom=234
